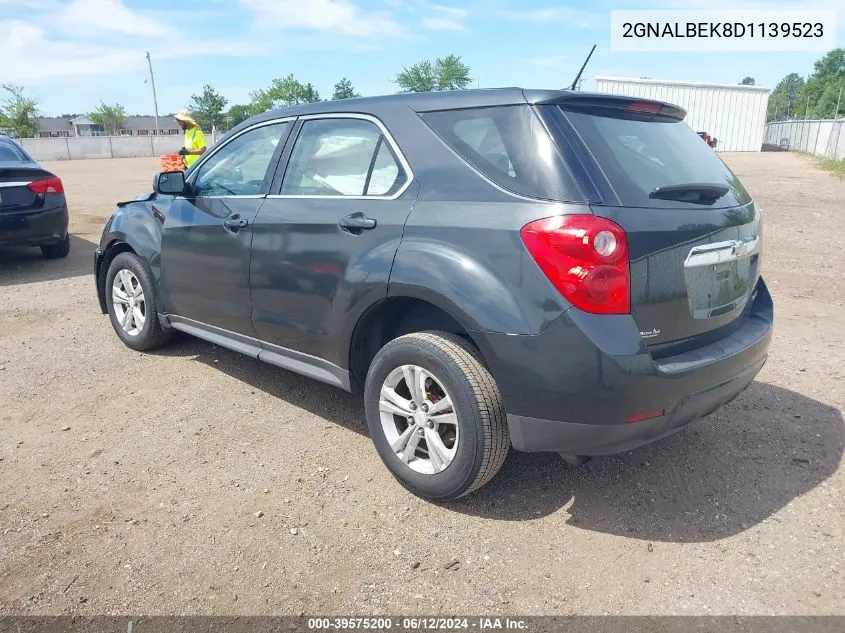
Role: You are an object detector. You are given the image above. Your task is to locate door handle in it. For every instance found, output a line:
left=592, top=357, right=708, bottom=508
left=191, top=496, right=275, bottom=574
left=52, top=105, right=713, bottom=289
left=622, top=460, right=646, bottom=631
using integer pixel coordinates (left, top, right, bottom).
left=338, top=212, right=377, bottom=233
left=223, top=216, right=249, bottom=230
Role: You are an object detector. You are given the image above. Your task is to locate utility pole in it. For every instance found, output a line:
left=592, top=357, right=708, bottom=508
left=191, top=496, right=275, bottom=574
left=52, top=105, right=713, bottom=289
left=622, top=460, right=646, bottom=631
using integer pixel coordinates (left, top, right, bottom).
left=805, top=94, right=810, bottom=119
left=835, top=85, right=842, bottom=119
left=145, top=51, right=160, bottom=136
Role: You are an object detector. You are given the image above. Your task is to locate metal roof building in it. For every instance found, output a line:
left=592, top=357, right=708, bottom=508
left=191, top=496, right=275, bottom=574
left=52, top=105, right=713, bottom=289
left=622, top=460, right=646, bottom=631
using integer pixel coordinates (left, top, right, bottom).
left=594, top=77, right=771, bottom=152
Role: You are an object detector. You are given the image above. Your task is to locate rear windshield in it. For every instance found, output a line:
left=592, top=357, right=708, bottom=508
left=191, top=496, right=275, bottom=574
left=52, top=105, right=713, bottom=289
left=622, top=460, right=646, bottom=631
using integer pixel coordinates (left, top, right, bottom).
left=559, top=106, right=750, bottom=208
left=421, top=105, right=583, bottom=202
left=0, top=140, right=28, bottom=162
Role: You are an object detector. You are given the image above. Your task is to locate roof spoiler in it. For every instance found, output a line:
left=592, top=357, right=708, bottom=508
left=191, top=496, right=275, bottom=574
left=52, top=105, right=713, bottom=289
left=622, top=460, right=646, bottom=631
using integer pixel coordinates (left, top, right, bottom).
left=533, top=93, right=687, bottom=121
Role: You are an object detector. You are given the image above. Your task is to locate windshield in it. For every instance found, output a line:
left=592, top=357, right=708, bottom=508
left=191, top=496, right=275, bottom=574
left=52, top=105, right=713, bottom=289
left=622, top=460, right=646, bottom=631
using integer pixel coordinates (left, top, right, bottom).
left=558, top=106, right=750, bottom=208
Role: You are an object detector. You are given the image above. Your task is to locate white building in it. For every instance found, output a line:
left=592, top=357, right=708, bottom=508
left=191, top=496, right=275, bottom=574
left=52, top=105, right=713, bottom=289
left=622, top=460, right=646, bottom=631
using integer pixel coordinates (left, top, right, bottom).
left=594, top=77, right=771, bottom=152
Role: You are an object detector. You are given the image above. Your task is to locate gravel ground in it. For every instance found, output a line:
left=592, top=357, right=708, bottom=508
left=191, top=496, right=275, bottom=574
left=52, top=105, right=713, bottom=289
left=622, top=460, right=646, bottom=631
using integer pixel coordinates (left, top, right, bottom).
left=0, top=153, right=842, bottom=615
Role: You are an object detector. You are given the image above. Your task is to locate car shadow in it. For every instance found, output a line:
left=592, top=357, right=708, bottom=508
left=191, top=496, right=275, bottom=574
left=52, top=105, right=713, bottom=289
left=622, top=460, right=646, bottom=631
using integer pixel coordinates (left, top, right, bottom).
left=155, top=337, right=369, bottom=437
left=0, top=234, right=97, bottom=287
left=450, top=381, right=843, bottom=542
left=151, top=338, right=844, bottom=543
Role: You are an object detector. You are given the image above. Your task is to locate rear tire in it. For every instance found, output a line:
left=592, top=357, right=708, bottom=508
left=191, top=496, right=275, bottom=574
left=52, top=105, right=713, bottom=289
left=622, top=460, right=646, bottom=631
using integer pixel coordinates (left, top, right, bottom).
left=41, top=234, right=70, bottom=259
left=105, top=252, right=171, bottom=351
left=364, top=331, right=510, bottom=500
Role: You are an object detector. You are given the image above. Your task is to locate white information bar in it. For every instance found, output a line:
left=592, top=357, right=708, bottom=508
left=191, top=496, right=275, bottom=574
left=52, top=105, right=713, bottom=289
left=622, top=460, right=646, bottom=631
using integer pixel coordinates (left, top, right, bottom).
left=611, top=10, right=837, bottom=52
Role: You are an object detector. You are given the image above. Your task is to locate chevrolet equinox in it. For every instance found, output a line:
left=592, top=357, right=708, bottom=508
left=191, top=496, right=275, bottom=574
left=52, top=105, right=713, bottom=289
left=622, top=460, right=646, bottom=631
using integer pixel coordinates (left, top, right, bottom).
left=94, top=89, right=772, bottom=500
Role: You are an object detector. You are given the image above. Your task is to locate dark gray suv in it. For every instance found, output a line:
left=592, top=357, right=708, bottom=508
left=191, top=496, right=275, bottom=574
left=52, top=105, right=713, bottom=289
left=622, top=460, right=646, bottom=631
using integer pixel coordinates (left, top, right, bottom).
left=94, top=89, right=772, bottom=500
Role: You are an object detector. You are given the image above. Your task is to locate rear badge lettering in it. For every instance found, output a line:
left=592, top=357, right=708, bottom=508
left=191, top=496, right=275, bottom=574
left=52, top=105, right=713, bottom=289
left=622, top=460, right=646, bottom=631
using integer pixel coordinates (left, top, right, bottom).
left=640, top=328, right=661, bottom=339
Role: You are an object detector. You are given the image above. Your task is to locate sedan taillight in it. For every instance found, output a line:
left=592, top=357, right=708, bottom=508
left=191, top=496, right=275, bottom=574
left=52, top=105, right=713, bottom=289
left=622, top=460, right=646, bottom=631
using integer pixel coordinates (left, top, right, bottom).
left=520, top=214, right=630, bottom=315
left=27, top=176, right=64, bottom=194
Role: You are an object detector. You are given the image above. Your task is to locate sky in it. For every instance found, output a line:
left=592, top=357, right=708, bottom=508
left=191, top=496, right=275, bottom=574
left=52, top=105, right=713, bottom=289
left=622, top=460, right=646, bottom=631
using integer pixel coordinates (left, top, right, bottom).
left=0, top=0, right=841, bottom=116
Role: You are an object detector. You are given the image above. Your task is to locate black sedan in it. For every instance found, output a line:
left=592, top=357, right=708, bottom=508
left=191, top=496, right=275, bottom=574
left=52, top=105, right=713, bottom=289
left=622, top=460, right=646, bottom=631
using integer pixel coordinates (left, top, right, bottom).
left=0, top=134, right=69, bottom=258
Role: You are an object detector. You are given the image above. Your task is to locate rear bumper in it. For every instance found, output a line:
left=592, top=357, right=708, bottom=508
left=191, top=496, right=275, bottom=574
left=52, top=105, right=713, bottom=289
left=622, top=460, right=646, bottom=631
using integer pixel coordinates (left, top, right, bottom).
left=0, top=203, right=68, bottom=247
left=507, top=356, right=764, bottom=454
left=477, top=278, right=773, bottom=455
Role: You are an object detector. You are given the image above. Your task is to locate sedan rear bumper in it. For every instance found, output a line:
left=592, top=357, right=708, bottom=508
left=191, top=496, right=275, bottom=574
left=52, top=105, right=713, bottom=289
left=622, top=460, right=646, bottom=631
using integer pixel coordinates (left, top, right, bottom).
left=0, top=203, right=68, bottom=247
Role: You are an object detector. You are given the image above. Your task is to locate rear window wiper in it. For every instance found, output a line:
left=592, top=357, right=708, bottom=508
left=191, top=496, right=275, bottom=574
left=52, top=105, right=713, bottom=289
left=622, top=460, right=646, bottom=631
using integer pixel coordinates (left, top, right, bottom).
left=649, top=183, right=729, bottom=202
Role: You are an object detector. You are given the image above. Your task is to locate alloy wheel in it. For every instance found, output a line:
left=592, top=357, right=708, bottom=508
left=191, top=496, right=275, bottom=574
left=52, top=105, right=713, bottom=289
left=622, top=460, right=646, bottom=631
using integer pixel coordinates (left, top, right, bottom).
left=378, top=364, right=459, bottom=475
left=111, top=269, right=146, bottom=337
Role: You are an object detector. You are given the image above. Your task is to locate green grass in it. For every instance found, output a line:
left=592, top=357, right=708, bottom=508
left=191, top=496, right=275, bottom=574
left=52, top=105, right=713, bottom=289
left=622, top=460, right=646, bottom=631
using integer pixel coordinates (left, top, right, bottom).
left=816, top=156, right=845, bottom=178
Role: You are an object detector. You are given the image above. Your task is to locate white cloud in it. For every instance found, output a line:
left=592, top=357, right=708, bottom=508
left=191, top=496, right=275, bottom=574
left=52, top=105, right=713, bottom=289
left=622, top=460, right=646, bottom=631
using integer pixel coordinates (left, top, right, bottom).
left=239, top=0, right=405, bottom=37
left=422, top=3, right=468, bottom=31
left=0, top=20, right=144, bottom=82
left=428, top=4, right=468, bottom=19
left=0, top=0, right=254, bottom=86
left=649, top=0, right=845, bottom=25
left=529, top=52, right=569, bottom=68
left=57, top=0, right=179, bottom=39
left=499, top=7, right=597, bottom=29
left=423, top=17, right=465, bottom=31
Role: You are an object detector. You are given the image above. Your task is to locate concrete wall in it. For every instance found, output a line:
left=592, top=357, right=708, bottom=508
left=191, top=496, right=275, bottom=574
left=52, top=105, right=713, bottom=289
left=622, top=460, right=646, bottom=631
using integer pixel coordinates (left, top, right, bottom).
left=763, top=120, right=845, bottom=160
left=20, top=136, right=183, bottom=162
left=595, top=76, right=771, bottom=151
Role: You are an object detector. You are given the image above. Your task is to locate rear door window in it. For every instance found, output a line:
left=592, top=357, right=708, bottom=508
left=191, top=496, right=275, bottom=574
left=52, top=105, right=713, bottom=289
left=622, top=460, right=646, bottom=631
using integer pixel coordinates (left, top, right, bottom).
left=557, top=106, right=750, bottom=208
left=281, top=118, right=406, bottom=197
left=421, top=105, right=583, bottom=202
left=452, top=117, right=516, bottom=178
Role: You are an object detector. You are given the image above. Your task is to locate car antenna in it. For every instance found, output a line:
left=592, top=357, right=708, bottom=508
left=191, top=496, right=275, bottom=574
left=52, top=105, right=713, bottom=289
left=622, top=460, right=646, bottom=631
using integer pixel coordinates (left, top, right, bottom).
left=569, top=44, right=596, bottom=91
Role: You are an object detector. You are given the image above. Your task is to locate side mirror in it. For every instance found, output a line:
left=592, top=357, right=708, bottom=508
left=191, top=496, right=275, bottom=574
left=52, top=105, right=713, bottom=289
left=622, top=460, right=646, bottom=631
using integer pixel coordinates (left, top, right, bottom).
left=153, top=171, right=186, bottom=195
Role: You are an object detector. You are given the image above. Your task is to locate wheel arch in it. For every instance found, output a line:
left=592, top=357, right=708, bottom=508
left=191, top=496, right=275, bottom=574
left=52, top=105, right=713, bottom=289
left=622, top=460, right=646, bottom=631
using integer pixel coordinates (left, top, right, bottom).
left=347, top=293, right=497, bottom=393
left=96, top=202, right=164, bottom=314
left=96, top=240, right=137, bottom=314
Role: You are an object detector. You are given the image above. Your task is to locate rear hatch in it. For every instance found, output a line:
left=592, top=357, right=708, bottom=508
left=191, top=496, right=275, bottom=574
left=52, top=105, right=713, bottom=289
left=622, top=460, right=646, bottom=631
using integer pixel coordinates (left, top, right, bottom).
left=541, top=98, right=761, bottom=349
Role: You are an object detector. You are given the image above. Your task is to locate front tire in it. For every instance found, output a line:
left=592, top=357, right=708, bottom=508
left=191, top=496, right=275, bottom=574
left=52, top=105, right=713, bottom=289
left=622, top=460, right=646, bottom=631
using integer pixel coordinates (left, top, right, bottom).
left=105, top=252, right=171, bottom=351
left=364, top=331, right=510, bottom=500
left=41, top=234, right=70, bottom=259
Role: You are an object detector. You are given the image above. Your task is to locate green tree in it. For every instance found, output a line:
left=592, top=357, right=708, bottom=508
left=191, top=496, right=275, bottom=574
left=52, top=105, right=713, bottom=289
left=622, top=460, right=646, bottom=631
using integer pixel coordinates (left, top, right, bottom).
left=739, top=76, right=756, bottom=85
left=189, top=84, right=228, bottom=130
left=767, top=73, right=805, bottom=121
left=395, top=54, right=472, bottom=92
left=797, top=48, right=845, bottom=118
left=226, top=104, right=252, bottom=128
left=815, top=78, right=845, bottom=119
left=332, top=77, right=360, bottom=100
left=0, top=84, right=39, bottom=138
left=249, top=74, right=321, bottom=113
left=90, top=101, right=126, bottom=135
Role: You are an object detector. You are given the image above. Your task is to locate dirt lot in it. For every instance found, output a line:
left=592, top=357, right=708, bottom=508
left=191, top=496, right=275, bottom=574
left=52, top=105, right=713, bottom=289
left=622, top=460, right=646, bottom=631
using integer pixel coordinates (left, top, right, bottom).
left=0, top=153, right=843, bottom=616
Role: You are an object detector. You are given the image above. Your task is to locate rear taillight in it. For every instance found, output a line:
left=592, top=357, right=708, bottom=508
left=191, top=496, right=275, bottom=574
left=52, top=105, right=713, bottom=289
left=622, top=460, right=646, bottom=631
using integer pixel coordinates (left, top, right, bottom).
left=520, top=215, right=630, bottom=315
left=26, top=176, right=64, bottom=194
